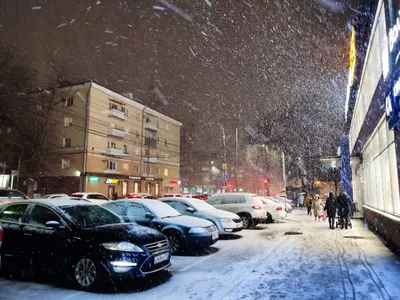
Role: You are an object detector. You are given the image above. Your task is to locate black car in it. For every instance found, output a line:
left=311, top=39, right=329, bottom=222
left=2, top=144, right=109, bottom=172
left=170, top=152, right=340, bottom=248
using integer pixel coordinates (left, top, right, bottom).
left=0, top=199, right=171, bottom=290
left=103, top=199, right=219, bottom=254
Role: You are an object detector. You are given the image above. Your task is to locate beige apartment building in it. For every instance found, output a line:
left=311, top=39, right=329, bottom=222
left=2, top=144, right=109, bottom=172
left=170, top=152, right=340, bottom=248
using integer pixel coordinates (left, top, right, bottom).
left=32, top=82, right=182, bottom=198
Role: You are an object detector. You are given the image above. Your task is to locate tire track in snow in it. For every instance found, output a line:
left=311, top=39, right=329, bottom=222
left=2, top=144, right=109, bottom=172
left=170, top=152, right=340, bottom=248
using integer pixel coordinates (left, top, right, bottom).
left=335, top=228, right=351, bottom=300
left=337, top=229, right=356, bottom=300
left=347, top=228, right=392, bottom=300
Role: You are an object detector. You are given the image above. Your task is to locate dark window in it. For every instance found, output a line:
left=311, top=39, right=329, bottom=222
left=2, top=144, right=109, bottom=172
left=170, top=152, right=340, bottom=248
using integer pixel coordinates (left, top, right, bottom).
left=87, top=194, right=109, bottom=200
left=9, top=190, right=26, bottom=199
left=65, top=97, right=74, bottom=107
left=72, top=194, right=83, bottom=198
left=0, top=204, right=28, bottom=223
left=171, top=201, right=189, bottom=213
left=28, top=205, right=62, bottom=227
left=207, top=197, right=223, bottom=205
left=0, top=190, right=9, bottom=197
left=226, top=195, right=245, bottom=204
left=104, top=202, right=130, bottom=216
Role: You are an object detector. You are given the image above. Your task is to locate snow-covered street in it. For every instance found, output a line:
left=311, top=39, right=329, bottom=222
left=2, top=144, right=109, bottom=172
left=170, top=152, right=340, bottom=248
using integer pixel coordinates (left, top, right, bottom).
left=1, top=209, right=399, bottom=300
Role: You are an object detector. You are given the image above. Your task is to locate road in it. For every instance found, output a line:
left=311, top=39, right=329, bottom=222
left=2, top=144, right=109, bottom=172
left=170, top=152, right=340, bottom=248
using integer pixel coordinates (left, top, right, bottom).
left=0, top=209, right=399, bottom=300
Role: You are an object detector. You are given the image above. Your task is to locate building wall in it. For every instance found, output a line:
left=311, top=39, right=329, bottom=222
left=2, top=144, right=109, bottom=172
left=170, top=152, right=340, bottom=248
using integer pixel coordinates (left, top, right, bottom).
left=30, top=82, right=182, bottom=196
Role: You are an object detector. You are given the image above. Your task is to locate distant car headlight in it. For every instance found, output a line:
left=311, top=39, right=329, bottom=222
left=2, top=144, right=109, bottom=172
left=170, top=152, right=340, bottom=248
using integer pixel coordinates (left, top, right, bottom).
left=218, top=218, right=231, bottom=222
left=189, top=227, right=208, bottom=235
left=102, top=242, right=144, bottom=253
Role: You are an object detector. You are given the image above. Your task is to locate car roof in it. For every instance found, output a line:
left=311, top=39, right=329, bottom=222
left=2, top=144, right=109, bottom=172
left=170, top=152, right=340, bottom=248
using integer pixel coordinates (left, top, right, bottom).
left=7, top=199, right=94, bottom=207
left=43, top=193, right=69, bottom=197
left=108, top=199, right=159, bottom=205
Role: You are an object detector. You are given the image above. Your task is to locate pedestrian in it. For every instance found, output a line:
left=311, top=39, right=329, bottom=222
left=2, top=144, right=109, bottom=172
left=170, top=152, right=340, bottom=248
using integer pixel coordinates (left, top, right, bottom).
left=324, top=192, right=336, bottom=229
left=337, top=190, right=352, bottom=229
left=113, top=192, right=118, bottom=200
left=304, top=192, right=312, bottom=215
left=313, top=194, right=324, bottom=221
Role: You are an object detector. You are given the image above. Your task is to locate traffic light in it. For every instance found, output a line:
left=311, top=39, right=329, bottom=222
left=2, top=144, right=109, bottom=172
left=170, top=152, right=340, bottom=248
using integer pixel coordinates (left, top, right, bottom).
left=263, top=178, right=269, bottom=186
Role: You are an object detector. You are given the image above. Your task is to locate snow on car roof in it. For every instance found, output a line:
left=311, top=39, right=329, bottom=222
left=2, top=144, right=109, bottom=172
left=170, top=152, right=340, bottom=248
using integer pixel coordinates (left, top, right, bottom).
left=30, top=199, right=93, bottom=207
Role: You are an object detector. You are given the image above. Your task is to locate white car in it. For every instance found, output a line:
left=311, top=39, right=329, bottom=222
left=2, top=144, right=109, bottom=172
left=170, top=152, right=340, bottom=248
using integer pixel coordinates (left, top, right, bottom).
left=41, top=193, right=69, bottom=199
left=268, top=197, right=293, bottom=212
left=257, top=196, right=286, bottom=222
left=71, top=192, right=111, bottom=205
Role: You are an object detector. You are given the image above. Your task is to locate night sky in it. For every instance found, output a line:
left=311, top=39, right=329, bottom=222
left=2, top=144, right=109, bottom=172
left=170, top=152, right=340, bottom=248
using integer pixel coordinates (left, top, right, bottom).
left=0, top=0, right=359, bottom=161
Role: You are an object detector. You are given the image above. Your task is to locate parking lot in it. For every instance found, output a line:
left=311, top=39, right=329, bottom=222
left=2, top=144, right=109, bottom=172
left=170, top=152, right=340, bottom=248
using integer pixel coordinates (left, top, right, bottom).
left=1, top=210, right=400, bottom=300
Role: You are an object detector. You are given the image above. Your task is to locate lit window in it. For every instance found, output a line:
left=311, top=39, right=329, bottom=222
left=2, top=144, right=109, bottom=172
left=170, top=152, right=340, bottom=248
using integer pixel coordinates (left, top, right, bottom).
left=164, top=168, right=169, bottom=176
left=61, top=159, right=70, bottom=169
left=107, top=161, right=117, bottom=170
left=122, top=163, right=129, bottom=172
left=64, top=117, right=72, bottom=127
left=63, top=138, right=72, bottom=148
left=165, top=154, right=169, bottom=161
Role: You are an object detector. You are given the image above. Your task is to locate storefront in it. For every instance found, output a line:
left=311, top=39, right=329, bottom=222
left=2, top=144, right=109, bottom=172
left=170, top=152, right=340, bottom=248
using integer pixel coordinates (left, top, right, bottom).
left=349, top=0, right=400, bottom=250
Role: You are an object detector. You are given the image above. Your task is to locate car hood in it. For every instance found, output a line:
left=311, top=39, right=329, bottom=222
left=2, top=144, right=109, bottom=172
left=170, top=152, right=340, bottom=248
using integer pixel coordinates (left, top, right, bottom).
left=159, top=215, right=213, bottom=228
left=199, top=209, right=239, bottom=219
left=81, top=223, right=166, bottom=245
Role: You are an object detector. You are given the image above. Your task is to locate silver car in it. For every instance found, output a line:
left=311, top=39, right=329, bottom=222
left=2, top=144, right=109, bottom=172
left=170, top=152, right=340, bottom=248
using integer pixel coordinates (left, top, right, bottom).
left=161, top=197, right=243, bottom=234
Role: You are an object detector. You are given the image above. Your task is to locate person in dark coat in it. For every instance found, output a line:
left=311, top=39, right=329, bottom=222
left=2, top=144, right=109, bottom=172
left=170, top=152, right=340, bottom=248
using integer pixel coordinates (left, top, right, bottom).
left=304, top=193, right=312, bottom=216
left=324, top=192, right=336, bottom=229
left=336, top=190, right=352, bottom=229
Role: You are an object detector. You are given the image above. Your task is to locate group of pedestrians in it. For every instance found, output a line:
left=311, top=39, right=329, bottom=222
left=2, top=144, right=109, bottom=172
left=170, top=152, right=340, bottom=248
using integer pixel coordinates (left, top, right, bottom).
left=297, top=190, right=353, bottom=230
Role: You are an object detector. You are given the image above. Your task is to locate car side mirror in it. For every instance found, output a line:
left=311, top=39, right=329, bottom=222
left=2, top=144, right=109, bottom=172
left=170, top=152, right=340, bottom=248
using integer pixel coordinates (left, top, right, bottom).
left=45, top=220, right=61, bottom=230
left=186, top=207, right=195, bottom=213
left=145, top=212, right=155, bottom=220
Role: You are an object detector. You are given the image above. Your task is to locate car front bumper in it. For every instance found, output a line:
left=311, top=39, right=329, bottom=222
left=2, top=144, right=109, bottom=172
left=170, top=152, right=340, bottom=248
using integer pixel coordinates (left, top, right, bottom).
left=187, top=234, right=218, bottom=249
left=219, top=220, right=243, bottom=234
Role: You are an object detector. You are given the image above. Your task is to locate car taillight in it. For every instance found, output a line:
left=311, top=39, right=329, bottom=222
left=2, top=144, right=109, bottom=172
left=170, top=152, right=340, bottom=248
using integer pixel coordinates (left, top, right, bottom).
left=252, top=205, right=261, bottom=210
left=276, top=206, right=283, bottom=211
left=0, top=228, right=3, bottom=242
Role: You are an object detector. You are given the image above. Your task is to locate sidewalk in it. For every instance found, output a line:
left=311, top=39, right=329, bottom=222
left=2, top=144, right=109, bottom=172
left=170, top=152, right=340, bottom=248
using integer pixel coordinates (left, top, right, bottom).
left=223, top=209, right=400, bottom=300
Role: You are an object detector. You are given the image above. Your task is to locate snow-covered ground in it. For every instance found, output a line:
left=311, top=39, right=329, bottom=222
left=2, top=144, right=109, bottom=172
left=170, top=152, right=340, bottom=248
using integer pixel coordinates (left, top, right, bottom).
left=0, top=209, right=399, bottom=300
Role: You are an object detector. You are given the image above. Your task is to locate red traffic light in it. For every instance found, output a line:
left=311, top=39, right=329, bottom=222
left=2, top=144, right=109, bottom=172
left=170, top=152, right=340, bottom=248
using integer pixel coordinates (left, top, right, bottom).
left=263, top=178, right=269, bottom=184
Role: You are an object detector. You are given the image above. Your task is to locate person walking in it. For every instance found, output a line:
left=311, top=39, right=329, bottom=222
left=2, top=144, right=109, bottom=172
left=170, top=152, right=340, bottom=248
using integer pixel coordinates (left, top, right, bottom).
left=297, top=193, right=305, bottom=208
left=324, top=192, right=336, bottom=229
left=337, top=190, right=352, bottom=229
left=313, top=194, right=324, bottom=221
left=304, top=192, right=312, bottom=215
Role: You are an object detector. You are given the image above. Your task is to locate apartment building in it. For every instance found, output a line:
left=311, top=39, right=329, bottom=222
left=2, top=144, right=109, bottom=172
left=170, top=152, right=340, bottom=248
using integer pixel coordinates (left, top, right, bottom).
left=30, top=82, right=182, bottom=198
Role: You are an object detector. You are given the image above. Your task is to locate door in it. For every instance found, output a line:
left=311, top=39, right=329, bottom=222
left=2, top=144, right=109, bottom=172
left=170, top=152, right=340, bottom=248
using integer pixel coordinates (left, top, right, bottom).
left=126, top=203, right=155, bottom=228
left=0, top=204, right=29, bottom=268
left=22, top=205, right=68, bottom=271
left=108, top=186, right=115, bottom=199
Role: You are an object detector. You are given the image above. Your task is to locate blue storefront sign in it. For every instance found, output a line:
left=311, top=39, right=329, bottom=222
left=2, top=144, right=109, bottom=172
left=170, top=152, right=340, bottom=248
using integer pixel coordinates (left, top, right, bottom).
left=387, top=71, right=400, bottom=130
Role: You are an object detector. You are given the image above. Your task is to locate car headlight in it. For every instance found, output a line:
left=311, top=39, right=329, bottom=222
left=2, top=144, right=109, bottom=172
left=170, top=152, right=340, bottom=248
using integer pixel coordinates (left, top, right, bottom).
left=218, top=218, right=231, bottom=222
left=189, top=227, right=207, bottom=234
left=102, top=242, right=144, bottom=253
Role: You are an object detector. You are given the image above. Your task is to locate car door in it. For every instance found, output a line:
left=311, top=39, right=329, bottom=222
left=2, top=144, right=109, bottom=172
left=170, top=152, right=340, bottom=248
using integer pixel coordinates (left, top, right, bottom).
left=22, top=204, right=69, bottom=271
left=0, top=204, right=29, bottom=267
left=125, top=203, right=155, bottom=228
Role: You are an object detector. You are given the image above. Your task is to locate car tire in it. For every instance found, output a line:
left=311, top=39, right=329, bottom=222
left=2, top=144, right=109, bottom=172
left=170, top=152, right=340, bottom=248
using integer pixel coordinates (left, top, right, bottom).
left=164, top=230, right=185, bottom=254
left=239, top=213, right=253, bottom=229
left=71, top=257, right=102, bottom=291
left=266, top=213, right=273, bottom=224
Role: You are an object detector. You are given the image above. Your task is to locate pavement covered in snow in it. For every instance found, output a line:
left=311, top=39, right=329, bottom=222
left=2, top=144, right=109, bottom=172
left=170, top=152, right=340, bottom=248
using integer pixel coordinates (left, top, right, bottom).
left=0, top=209, right=399, bottom=300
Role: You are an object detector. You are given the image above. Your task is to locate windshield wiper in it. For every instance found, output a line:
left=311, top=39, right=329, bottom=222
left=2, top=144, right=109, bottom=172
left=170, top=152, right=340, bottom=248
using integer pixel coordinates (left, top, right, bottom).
left=161, top=215, right=180, bottom=219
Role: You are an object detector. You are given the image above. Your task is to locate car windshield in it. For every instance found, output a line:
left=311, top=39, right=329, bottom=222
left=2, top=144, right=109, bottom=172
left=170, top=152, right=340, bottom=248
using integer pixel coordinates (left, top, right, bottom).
left=145, top=201, right=181, bottom=219
left=187, top=199, right=216, bottom=211
left=60, top=205, right=122, bottom=228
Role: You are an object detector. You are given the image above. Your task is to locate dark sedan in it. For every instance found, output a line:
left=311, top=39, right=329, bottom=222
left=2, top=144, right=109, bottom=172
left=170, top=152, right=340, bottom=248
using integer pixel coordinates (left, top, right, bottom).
left=0, top=199, right=171, bottom=291
left=103, top=199, right=219, bottom=254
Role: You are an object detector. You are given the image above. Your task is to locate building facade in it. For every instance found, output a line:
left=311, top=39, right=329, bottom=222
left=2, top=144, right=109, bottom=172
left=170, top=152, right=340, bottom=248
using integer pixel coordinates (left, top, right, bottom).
left=349, top=0, right=400, bottom=250
left=27, top=82, right=182, bottom=198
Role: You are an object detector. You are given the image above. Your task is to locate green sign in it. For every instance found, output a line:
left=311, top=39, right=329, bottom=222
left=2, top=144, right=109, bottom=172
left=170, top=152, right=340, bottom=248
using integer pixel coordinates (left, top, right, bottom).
left=89, top=176, right=100, bottom=183
left=190, top=187, right=196, bottom=193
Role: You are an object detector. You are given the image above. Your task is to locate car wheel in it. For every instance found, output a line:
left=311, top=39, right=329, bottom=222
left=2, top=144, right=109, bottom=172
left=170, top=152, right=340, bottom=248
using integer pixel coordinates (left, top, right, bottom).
left=266, top=213, right=273, bottom=223
left=239, top=213, right=253, bottom=229
left=72, top=257, right=101, bottom=291
left=165, top=230, right=185, bottom=254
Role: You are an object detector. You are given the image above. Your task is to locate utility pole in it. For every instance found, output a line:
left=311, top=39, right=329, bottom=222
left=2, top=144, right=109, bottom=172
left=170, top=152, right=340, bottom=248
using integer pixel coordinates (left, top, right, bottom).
left=220, top=124, right=227, bottom=191
left=282, top=150, right=287, bottom=216
left=139, top=106, right=147, bottom=193
left=235, top=128, right=239, bottom=190
left=16, top=157, right=21, bottom=189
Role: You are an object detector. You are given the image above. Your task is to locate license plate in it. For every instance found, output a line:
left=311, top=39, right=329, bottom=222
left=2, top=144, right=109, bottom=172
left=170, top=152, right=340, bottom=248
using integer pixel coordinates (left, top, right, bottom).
left=212, top=232, right=218, bottom=240
left=154, top=252, right=169, bottom=264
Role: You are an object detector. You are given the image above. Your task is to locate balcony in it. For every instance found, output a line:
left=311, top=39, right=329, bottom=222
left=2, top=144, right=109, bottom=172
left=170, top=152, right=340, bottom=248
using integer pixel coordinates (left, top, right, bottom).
left=108, top=127, right=125, bottom=138
left=144, top=137, right=158, bottom=148
left=108, top=109, right=125, bottom=120
left=106, top=148, right=124, bottom=156
left=145, top=122, right=158, bottom=132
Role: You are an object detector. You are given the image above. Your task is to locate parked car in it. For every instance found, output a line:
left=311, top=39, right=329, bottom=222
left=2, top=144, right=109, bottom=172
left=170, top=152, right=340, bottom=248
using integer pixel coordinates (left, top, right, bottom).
left=0, top=225, right=2, bottom=269
left=0, top=199, right=171, bottom=290
left=160, top=197, right=243, bottom=234
left=71, top=192, right=110, bottom=205
left=206, top=193, right=267, bottom=229
left=103, top=199, right=219, bottom=254
left=163, top=193, right=182, bottom=198
left=257, top=196, right=286, bottom=223
left=41, top=194, right=69, bottom=199
left=268, top=197, right=293, bottom=212
left=182, top=194, right=203, bottom=200
left=127, top=193, right=157, bottom=199
left=0, top=188, right=28, bottom=205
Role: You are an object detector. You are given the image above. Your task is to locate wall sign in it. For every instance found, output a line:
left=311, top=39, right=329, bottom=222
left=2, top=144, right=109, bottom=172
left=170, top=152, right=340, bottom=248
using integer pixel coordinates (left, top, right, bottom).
left=105, top=178, right=119, bottom=184
left=88, top=176, right=100, bottom=183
